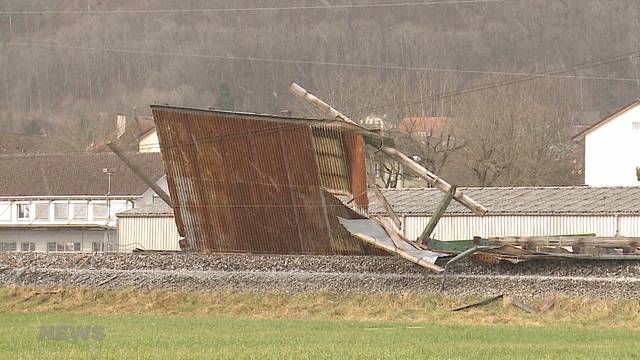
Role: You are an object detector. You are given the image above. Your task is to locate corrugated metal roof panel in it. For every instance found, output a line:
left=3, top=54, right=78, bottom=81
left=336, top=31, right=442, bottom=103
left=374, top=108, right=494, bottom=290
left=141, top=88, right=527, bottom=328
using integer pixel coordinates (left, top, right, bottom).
left=370, top=187, right=640, bottom=216
left=151, top=106, right=373, bottom=255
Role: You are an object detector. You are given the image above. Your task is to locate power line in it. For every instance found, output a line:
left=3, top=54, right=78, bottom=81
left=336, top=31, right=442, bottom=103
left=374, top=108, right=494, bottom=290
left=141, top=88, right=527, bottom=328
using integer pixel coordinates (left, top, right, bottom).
left=4, top=41, right=640, bottom=83
left=0, top=0, right=514, bottom=14
left=348, top=50, right=640, bottom=117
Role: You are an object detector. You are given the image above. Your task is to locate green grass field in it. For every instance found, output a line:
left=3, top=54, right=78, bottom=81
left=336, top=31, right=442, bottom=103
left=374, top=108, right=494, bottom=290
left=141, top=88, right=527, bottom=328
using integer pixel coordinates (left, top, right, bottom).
left=1, top=287, right=640, bottom=359
left=1, top=312, right=639, bottom=359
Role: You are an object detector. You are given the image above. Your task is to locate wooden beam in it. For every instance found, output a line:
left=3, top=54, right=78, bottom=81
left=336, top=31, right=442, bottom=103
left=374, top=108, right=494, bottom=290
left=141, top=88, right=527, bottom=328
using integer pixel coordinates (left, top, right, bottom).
left=290, top=83, right=488, bottom=216
left=380, top=148, right=486, bottom=216
left=351, top=232, right=444, bottom=273
left=485, top=236, right=640, bottom=248
left=289, top=83, right=393, bottom=148
left=373, top=216, right=413, bottom=251
left=418, top=185, right=456, bottom=244
left=368, top=175, right=401, bottom=228
left=107, top=141, right=172, bottom=206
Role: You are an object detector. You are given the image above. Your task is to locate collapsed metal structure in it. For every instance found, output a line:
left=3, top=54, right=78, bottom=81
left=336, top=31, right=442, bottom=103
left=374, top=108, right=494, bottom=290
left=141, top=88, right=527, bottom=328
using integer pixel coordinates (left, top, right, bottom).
left=150, top=106, right=380, bottom=255
left=141, top=83, right=487, bottom=270
left=105, top=83, right=640, bottom=275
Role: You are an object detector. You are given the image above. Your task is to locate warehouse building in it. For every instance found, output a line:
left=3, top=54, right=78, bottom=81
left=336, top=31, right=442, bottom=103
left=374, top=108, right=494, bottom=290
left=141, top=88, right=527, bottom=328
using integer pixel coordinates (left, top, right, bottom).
left=116, top=204, right=181, bottom=252
left=370, top=187, right=640, bottom=241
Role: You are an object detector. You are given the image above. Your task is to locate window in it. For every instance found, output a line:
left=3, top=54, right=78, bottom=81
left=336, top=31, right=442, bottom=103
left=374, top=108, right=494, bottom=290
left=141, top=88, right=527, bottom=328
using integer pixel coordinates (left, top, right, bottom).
left=92, top=242, right=104, bottom=252
left=92, top=202, right=109, bottom=221
left=21, top=242, right=35, bottom=252
left=53, top=203, right=69, bottom=221
left=17, top=203, right=30, bottom=220
left=0, top=242, right=17, bottom=252
left=633, top=122, right=640, bottom=131
left=72, top=202, right=88, bottom=221
left=56, top=242, right=81, bottom=252
left=105, top=242, right=117, bottom=253
left=35, top=203, right=50, bottom=221
left=47, top=242, right=57, bottom=252
left=152, top=194, right=165, bottom=206
left=0, top=202, right=10, bottom=221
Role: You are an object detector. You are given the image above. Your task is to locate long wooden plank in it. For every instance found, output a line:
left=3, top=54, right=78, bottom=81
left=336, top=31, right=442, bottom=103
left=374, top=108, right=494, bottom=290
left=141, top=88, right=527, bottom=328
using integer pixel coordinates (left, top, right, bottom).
left=380, top=148, right=486, bottom=216
left=107, top=141, right=172, bottom=205
left=374, top=216, right=414, bottom=251
left=369, top=180, right=402, bottom=228
left=418, top=185, right=456, bottom=244
left=290, top=83, right=488, bottom=216
left=486, top=236, right=640, bottom=248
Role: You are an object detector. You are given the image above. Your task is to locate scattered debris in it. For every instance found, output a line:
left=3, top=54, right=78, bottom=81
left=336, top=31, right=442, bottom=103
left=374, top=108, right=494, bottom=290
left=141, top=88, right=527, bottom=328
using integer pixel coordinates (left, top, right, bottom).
left=539, top=295, right=557, bottom=313
left=505, top=296, right=537, bottom=314
left=33, top=289, right=63, bottom=295
left=75, top=254, right=94, bottom=269
left=97, top=274, right=120, bottom=287
left=339, top=218, right=445, bottom=273
left=441, top=246, right=501, bottom=291
left=451, top=294, right=505, bottom=311
left=453, top=294, right=536, bottom=314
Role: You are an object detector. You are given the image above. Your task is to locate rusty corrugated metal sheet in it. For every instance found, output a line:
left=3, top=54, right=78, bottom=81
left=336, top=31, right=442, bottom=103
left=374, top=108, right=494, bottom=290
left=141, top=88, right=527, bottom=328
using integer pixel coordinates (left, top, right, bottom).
left=341, top=130, right=368, bottom=211
left=151, top=106, right=374, bottom=255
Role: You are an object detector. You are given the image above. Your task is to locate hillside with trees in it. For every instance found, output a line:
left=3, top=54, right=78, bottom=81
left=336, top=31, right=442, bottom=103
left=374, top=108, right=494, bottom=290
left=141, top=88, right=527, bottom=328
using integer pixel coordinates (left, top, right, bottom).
left=0, top=0, right=638, bottom=185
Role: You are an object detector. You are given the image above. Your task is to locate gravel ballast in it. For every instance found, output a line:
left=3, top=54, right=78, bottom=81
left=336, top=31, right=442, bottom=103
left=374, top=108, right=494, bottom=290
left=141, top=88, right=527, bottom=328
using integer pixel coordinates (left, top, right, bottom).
left=1, top=253, right=640, bottom=298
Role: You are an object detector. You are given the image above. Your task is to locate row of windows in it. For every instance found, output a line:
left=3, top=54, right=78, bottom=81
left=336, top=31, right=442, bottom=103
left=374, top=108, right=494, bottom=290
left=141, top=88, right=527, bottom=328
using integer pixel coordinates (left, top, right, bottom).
left=0, top=242, right=35, bottom=252
left=3, top=202, right=111, bottom=221
left=0, top=242, right=115, bottom=252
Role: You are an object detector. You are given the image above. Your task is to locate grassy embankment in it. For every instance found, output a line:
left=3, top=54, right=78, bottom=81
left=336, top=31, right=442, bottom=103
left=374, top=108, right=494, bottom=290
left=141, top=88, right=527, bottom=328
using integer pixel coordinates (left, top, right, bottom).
left=1, top=286, right=639, bottom=359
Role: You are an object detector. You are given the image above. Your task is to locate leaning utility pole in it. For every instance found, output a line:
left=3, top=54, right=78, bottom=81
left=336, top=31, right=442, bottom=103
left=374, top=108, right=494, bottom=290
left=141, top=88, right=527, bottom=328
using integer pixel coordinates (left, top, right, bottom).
left=290, top=83, right=487, bottom=216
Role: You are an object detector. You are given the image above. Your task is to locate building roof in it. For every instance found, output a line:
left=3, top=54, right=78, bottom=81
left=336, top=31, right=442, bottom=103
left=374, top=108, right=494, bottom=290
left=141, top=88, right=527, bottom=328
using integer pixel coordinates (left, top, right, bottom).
left=117, top=203, right=174, bottom=217
left=572, top=99, right=640, bottom=140
left=369, top=187, right=640, bottom=216
left=0, top=133, right=63, bottom=155
left=0, top=152, right=164, bottom=197
left=90, top=116, right=156, bottom=152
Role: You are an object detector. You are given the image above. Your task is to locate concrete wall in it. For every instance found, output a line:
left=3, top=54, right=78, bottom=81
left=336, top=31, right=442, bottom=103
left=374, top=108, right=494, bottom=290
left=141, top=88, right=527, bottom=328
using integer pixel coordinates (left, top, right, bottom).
left=401, top=215, right=640, bottom=241
left=0, top=228, right=116, bottom=252
left=585, top=104, right=640, bottom=186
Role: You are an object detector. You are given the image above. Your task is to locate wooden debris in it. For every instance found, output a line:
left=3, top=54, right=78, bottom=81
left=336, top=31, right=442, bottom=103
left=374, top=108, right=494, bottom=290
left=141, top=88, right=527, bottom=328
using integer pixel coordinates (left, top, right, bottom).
left=97, top=274, right=120, bottom=287
left=373, top=216, right=414, bottom=252
left=486, top=235, right=640, bottom=249
left=290, top=82, right=488, bottom=216
left=368, top=177, right=402, bottom=228
left=33, top=289, right=63, bottom=295
left=505, top=296, right=537, bottom=314
left=418, top=185, right=456, bottom=245
left=539, top=295, right=557, bottom=313
left=107, top=141, right=172, bottom=205
left=75, top=254, right=94, bottom=269
left=451, top=294, right=505, bottom=311
left=353, top=232, right=444, bottom=273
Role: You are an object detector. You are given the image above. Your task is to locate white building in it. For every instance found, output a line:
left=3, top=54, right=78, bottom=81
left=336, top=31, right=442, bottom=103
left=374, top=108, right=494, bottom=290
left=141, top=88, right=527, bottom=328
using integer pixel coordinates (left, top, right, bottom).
left=0, top=152, right=167, bottom=252
left=116, top=204, right=181, bottom=252
left=574, top=100, right=640, bottom=187
left=370, top=187, right=640, bottom=241
left=90, top=114, right=160, bottom=154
